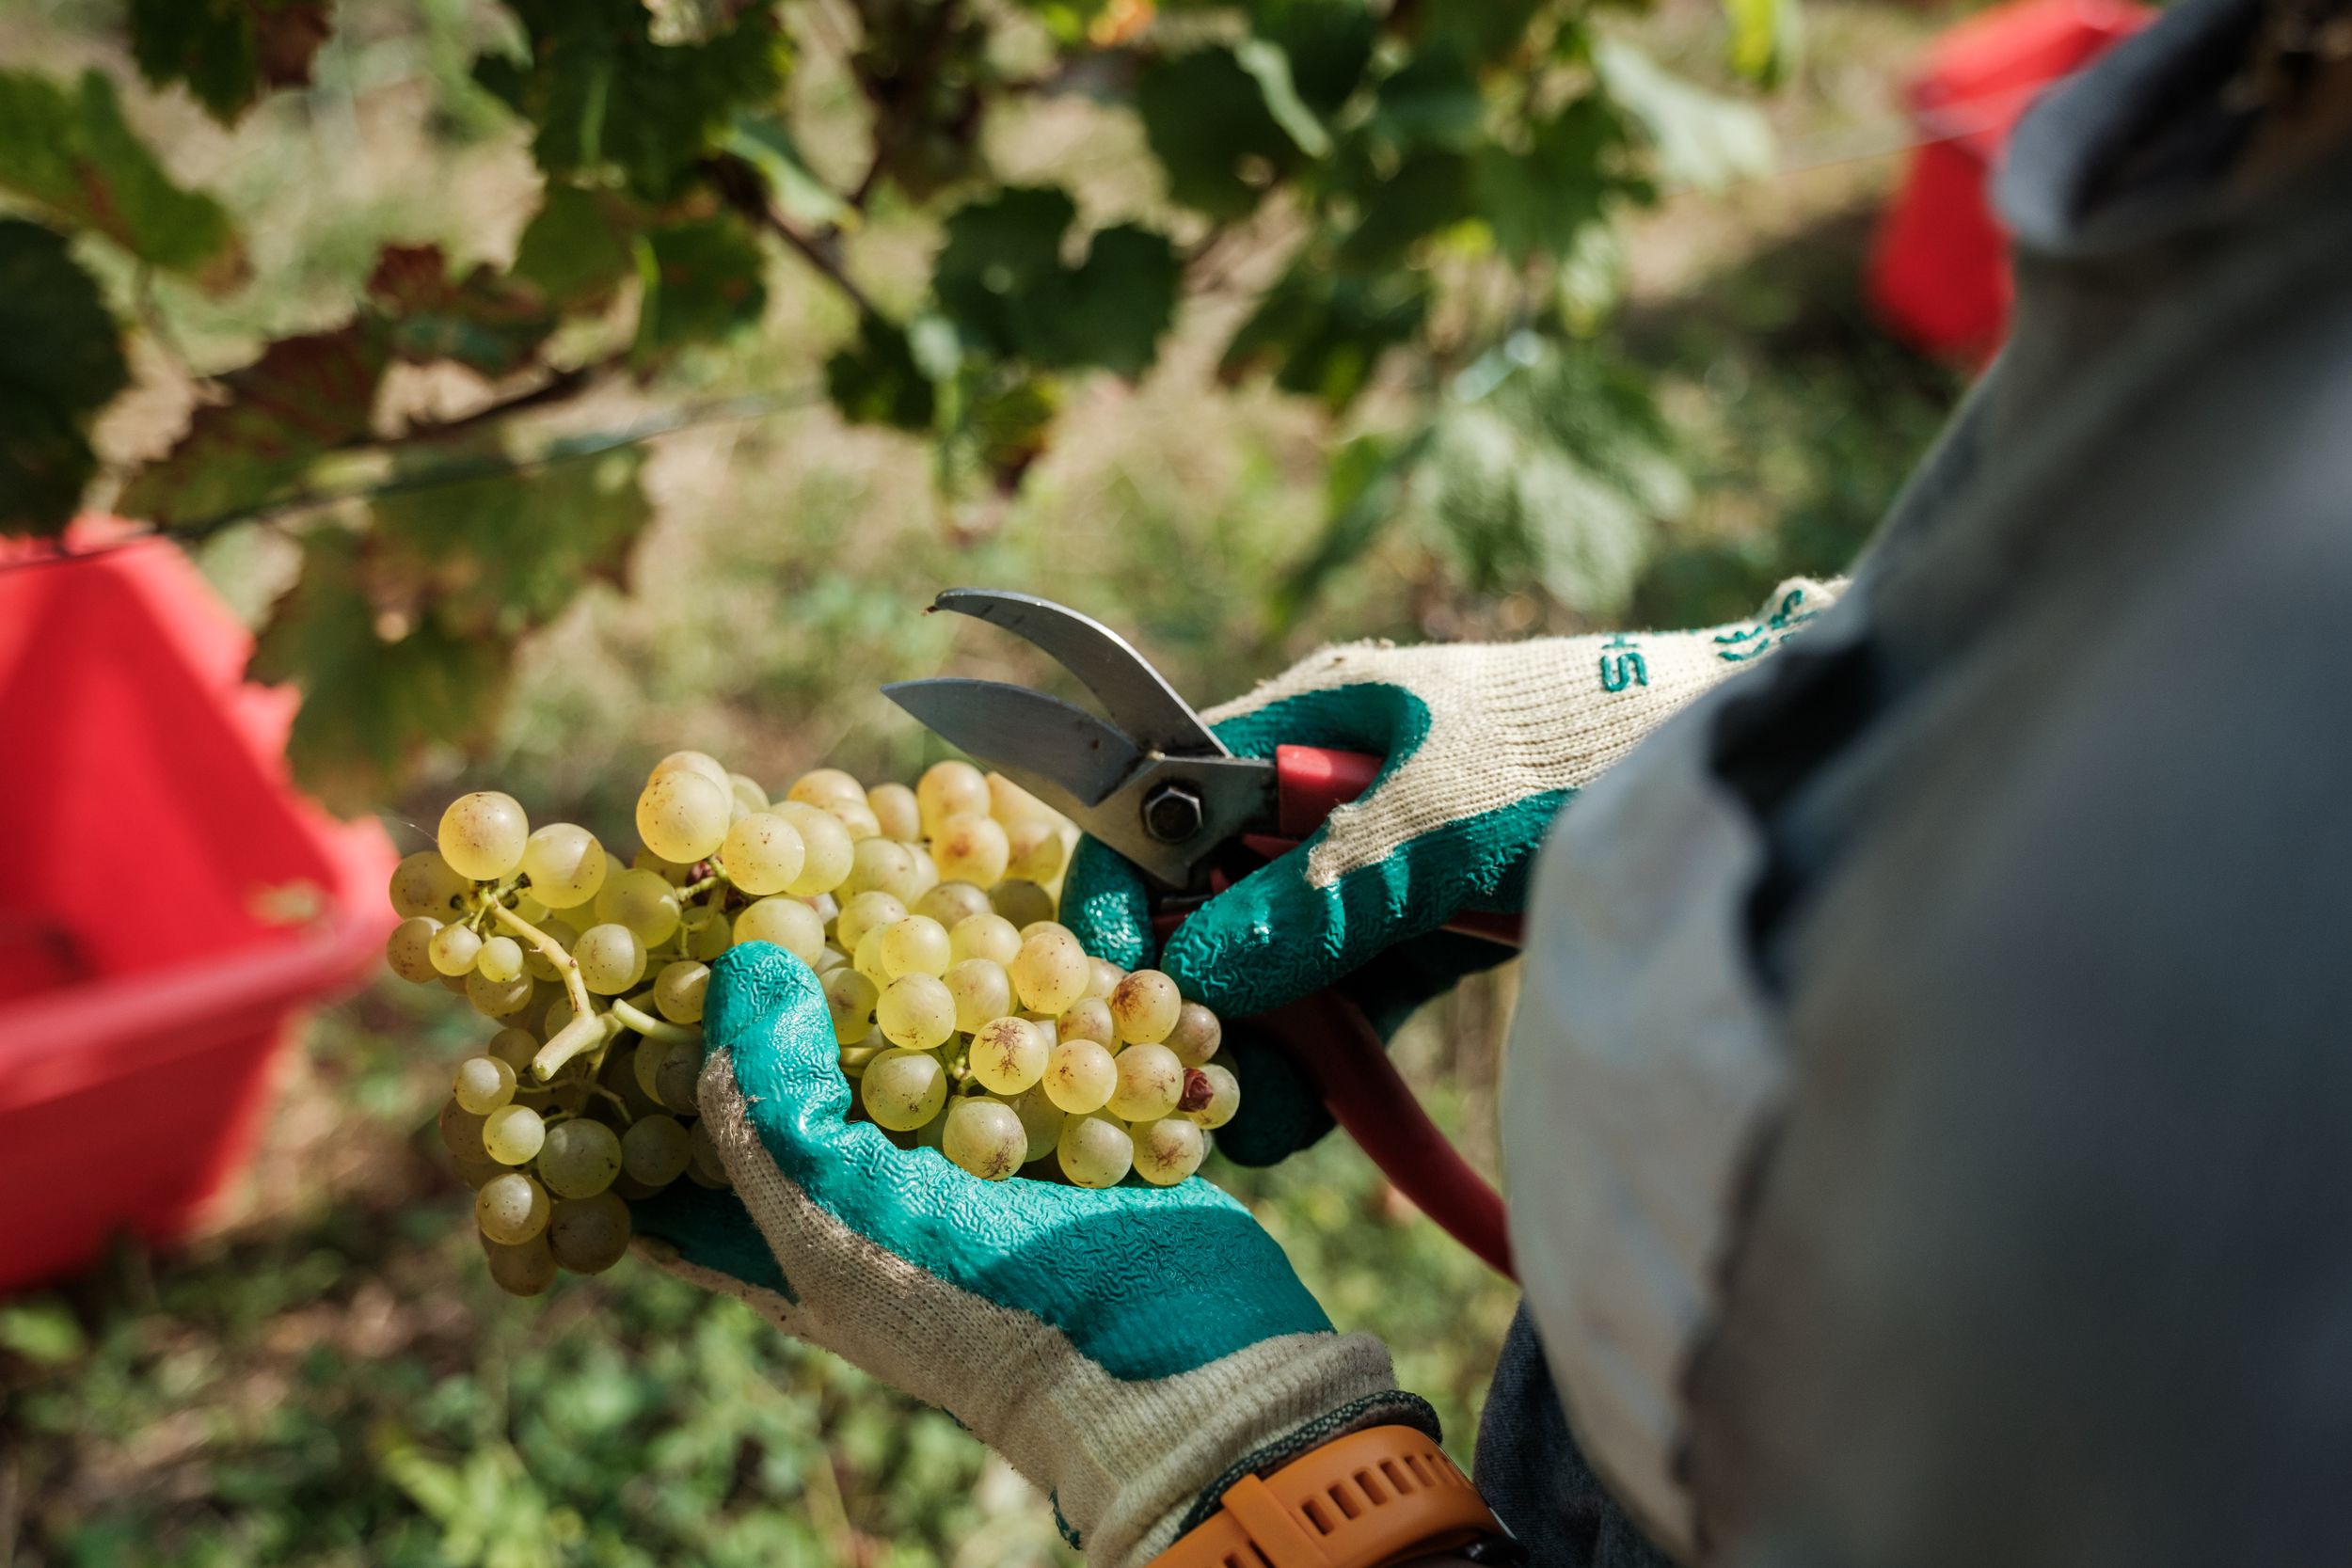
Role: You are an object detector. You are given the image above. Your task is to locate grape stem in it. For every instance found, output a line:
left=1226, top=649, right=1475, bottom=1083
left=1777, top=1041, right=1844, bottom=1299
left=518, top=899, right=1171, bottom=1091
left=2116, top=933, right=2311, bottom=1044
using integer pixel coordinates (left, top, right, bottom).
left=611, top=995, right=702, bottom=1045
left=487, top=900, right=602, bottom=1079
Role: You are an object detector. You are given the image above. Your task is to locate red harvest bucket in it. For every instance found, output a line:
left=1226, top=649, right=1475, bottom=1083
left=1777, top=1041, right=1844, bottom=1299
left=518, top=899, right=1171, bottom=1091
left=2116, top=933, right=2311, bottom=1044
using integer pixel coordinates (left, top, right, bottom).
left=0, top=523, right=396, bottom=1294
left=1867, top=0, right=2152, bottom=361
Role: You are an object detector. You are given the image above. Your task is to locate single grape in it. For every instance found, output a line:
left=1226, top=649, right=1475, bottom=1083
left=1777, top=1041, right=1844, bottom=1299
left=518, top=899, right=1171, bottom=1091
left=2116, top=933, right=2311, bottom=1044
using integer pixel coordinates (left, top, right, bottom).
left=773, top=803, right=854, bottom=895
left=726, top=768, right=768, bottom=808
left=520, top=823, right=606, bottom=910
left=1009, top=927, right=1089, bottom=1015
left=542, top=994, right=576, bottom=1041
left=484, top=1102, right=548, bottom=1164
left=389, top=851, right=470, bottom=920
left=990, top=879, right=1056, bottom=930
left=734, top=896, right=826, bottom=964
left=485, top=1235, right=559, bottom=1296
left=1182, top=1063, right=1240, bottom=1129
left=1006, top=1083, right=1066, bottom=1163
left=852, top=927, right=892, bottom=986
left=1057, top=997, right=1116, bottom=1047
left=429, top=923, right=485, bottom=977
left=943, top=1098, right=1027, bottom=1180
left=649, top=750, right=731, bottom=789
left=548, top=1192, right=633, bottom=1274
left=834, top=890, right=908, bottom=953
left=876, top=974, right=956, bottom=1050
left=386, top=917, right=441, bottom=984
left=1109, top=970, right=1183, bottom=1045
left=638, top=770, right=731, bottom=863
left=861, top=1048, right=948, bottom=1131
left=914, top=880, right=992, bottom=928
left=574, top=923, right=647, bottom=995
left=945, top=958, right=1015, bottom=1033
left=949, top=911, right=1022, bottom=966
left=787, top=768, right=867, bottom=811
left=688, top=911, right=732, bottom=960
left=649, top=1037, right=702, bottom=1112
left=453, top=1055, right=517, bottom=1115
left=438, top=792, right=531, bottom=881
left=822, top=967, right=881, bottom=1043
left=621, top=1114, right=693, bottom=1188
left=866, top=782, right=921, bottom=840
left=987, top=770, right=1058, bottom=827
left=1020, top=920, right=1075, bottom=942
left=931, top=813, right=1010, bottom=887
left=1004, top=818, right=1067, bottom=884
left=476, top=1171, right=550, bottom=1244
left=1108, top=1042, right=1184, bottom=1121
left=466, top=968, right=535, bottom=1020
left=829, top=799, right=883, bottom=841
left=1132, top=1116, right=1207, bottom=1186
left=475, top=934, right=524, bottom=983
left=876, top=915, right=952, bottom=980
left=1086, top=957, right=1124, bottom=1002
left=1166, top=1002, right=1223, bottom=1066
left=654, top=959, right=709, bottom=1023
left=969, top=1016, right=1048, bottom=1095
left=1042, top=1037, right=1118, bottom=1115
left=439, top=1098, right=489, bottom=1162
left=721, top=812, right=805, bottom=896
left=844, top=838, right=923, bottom=902
left=686, top=1117, right=729, bottom=1188
left=595, top=867, right=682, bottom=947
left=916, top=760, right=991, bottom=837
left=487, top=1027, right=539, bottom=1071
left=1057, top=1113, right=1135, bottom=1188
left=536, top=1118, right=624, bottom=1198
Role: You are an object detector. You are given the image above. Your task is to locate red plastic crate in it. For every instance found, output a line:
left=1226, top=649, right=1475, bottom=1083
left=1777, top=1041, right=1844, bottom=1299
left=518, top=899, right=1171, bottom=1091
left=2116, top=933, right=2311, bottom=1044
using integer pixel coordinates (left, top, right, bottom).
left=0, top=523, right=396, bottom=1293
left=1868, top=0, right=2151, bottom=360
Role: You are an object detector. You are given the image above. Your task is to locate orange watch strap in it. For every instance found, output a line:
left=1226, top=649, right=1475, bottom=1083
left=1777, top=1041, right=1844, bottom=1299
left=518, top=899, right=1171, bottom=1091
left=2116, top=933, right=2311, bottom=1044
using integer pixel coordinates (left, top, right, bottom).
left=1150, top=1425, right=1504, bottom=1568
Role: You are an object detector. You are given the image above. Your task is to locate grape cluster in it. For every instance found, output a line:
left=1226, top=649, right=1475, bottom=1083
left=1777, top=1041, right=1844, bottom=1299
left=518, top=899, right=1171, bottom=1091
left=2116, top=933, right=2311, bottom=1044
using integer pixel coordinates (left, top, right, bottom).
left=387, top=753, right=1237, bottom=1296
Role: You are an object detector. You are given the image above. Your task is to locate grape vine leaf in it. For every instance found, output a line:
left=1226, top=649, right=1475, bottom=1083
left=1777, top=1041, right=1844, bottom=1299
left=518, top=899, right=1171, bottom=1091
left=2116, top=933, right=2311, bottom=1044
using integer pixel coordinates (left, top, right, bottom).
left=0, top=69, right=244, bottom=285
left=475, top=0, right=790, bottom=200
left=248, top=530, right=512, bottom=813
left=1136, top=48, right=1299, bottom=220
left=512, top=183, right=639, bottom=314
left=1363, top=46, right=1486, bottom=155
left=367, top=244, right=558, bottom=379
left=1219, top=263, right=1428, bottom=410
left=1722, top=0, right=1804, bottom=85
left=723, top=114, right=849, bottom=230
left=1594, top=40, right=1775, bottom=192
left=1248, top=0, right=1376, bottom=118
left=827, top=314, right=937, bottom=432
left=119, top=321, right=391, bottom=527
left=127, top=0, right=332, bottom=124
left=932, top=188, right=1177, bottom=375
left=0, top=220, right=131, bottom=535
left=371, top=450, right=652, bottom=634
left=633, top=214, right=769, bottom=364
left=1472, top=96, right=1633, bottom=265
left=1417, top=0, right=1552, bottom=66
left=1337, top=150, right=1477, bottom=269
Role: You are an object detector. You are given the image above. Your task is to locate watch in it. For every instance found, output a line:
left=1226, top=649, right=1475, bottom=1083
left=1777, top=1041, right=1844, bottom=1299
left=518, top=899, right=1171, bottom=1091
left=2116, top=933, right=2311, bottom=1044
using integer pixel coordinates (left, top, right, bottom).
left=1149, top=1425, right=1512, bottom=1568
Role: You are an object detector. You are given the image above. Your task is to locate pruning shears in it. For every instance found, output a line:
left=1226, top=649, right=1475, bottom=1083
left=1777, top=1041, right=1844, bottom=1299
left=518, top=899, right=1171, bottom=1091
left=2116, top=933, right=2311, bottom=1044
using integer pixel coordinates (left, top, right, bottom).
left=884, top=589, right=1518, bottom=1278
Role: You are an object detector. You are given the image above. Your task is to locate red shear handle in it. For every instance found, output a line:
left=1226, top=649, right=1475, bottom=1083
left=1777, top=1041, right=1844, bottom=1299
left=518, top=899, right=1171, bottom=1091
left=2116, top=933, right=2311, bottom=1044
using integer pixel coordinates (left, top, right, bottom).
left=1273, top=745, right=1383, bottom=837
left=1262, top=994, right=1516, bottom=1280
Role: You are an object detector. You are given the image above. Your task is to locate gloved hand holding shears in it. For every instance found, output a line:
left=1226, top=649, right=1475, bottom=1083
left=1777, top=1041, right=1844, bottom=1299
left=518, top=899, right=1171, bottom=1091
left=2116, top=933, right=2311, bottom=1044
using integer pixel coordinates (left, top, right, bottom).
left=885, top=581, right=1842, bottom=1275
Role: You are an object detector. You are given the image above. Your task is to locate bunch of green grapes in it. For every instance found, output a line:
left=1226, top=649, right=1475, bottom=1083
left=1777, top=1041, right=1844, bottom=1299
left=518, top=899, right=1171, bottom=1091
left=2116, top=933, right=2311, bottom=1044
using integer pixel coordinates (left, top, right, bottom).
left=387, top=754, right=1236, bottom=1296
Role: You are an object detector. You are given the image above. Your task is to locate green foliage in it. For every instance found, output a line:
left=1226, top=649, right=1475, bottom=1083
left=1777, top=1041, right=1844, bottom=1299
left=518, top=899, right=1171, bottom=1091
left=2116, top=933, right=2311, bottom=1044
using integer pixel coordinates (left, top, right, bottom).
left=3, top=0, right=1794, bottom=801
left=0, top=221, right=128, bottom=533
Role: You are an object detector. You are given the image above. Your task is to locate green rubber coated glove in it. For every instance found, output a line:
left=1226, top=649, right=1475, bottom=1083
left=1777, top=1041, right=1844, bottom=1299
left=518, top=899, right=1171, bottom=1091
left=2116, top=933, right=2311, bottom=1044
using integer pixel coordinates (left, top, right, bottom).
left=631, top=942, right=1433, bottom=1568
left=1062, top=579, right=1843, bottom=1161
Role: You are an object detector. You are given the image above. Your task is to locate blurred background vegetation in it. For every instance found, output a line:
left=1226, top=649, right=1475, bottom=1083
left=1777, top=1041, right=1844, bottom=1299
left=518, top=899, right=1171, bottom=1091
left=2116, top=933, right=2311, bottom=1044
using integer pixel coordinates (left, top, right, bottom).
left=0, top=0, right=1961, bottom=1560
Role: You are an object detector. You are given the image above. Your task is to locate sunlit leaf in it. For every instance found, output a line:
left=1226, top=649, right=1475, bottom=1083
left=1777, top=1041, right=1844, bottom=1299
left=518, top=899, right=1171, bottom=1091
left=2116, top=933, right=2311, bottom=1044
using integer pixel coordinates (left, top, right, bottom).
left=632, top=212, right=769, bottom=363
left=127, top=0, right=330, bottom=124
left=723, top=113, right=849, bottom=230
left=513, top=182, right=640, bottom=313
left=119, top=320, right=391, bottom=527
left=0, top=69, right=243, bottom=284
left=248, top=530, right=512, bottom=812
left=1723, top=0, right=1804, bottom=86
left=0, top=221, right=127, bottom=535
left=1595, top=40, right=1775, bottom=192
left=368, top=244, right=558, bottom=379
left=1471, top=96, right=1631, bottom=265
left=1219, top=263, right=1428, bottom=410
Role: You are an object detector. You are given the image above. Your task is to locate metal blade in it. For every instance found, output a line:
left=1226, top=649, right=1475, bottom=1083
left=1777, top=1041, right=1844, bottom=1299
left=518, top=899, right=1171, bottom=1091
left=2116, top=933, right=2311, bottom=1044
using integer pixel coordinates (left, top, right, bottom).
left=882, top=678, right=1145, bottom=814
left=929, top=589, right=1228, bottom=758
